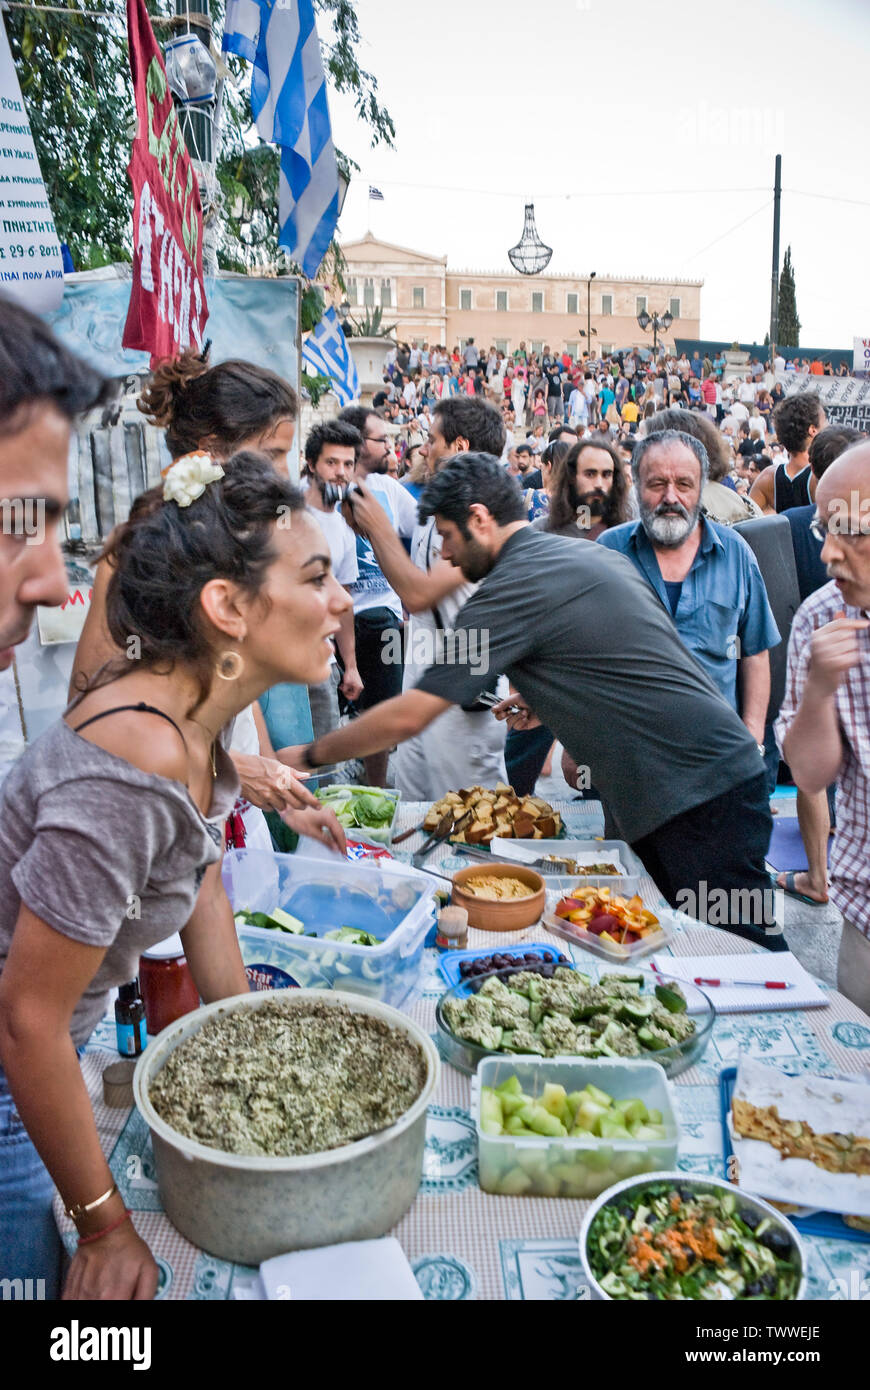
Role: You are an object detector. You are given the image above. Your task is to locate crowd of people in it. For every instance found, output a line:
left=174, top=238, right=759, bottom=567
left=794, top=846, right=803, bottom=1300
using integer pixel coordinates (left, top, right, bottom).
left=0, top=294, right=868, bottom=1304
left=376, top=339, right=852, bottom=520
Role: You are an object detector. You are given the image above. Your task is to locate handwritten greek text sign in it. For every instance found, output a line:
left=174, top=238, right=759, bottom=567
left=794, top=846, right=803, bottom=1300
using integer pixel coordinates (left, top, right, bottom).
left=0, top=23, right=64, bottom=311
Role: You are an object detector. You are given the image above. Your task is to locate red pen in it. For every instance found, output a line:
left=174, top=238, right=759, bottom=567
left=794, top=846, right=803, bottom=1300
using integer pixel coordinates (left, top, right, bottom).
left=693, top=978, right=793, bottom=989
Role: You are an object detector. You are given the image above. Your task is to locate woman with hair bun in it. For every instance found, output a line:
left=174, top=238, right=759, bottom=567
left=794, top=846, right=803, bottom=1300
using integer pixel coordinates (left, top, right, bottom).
left=0, top=453, right=351, bottom=1300
left=71, top=350, right=334, bottom=843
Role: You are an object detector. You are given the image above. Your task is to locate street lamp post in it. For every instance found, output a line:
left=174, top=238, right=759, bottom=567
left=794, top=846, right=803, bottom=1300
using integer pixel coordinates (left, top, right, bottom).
left=586, top=271, right=596, bottom=349
left=637, top=308, right=673, bottom=357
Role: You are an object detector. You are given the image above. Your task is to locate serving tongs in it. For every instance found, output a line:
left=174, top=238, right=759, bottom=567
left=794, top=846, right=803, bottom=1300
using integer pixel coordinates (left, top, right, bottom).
left=453, top=844, right=575, bottom=874
left=411, top=810, right=471, bottom=869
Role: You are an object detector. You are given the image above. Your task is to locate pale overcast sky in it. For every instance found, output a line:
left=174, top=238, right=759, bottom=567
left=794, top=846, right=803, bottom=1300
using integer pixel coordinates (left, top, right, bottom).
left=327, top=0, right=869, bottom=348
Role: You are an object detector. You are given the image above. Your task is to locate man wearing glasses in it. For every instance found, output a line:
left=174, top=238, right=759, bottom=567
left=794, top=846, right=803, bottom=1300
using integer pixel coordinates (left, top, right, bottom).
left=776, top=443, right=870, bottom=1012
left=337, top=406, right=418, bottom=787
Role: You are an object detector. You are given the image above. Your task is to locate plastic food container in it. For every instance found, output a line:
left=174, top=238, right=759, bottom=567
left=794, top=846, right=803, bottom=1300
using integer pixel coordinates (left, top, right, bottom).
left=133, top=988, right=440, bottom=1265
left=438, top=942, right=573, bottom=988
left=491, top=839, right=645, bottom=896
left=224, top=849, right=436, bottom=1007
left=579, top=1171, right=807, bottom=1301
left=543, top=893, right=675, bottom=962
left=435, top=968, right=715, bottom=1078
left=236, top=927, right=332, bottom=993
left=313, top=784, right=401, bottom=846
left=472, top=1057, right=678, bottom=1200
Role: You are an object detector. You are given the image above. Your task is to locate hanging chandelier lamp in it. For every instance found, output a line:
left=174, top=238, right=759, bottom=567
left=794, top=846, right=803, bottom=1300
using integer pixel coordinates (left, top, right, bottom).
left=507, top=203, right=553, bottom=275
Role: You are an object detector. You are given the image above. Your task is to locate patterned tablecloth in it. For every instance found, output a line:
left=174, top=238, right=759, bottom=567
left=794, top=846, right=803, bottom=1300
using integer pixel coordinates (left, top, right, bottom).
left=56, top=801, right=870, bottom=1301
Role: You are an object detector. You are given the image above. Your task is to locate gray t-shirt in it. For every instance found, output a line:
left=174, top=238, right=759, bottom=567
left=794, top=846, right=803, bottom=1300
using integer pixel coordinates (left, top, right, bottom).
left=415, top=526, right=761, bottom=843
left=0, top=717, right=239, bottom=1046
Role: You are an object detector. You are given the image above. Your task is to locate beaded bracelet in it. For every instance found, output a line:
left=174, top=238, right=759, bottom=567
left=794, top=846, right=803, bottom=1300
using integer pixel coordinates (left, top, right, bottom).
left=77, top=1209, right=132, bottom=1247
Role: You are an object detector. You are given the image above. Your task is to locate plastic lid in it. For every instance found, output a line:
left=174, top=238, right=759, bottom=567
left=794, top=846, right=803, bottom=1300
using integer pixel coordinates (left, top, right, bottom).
left=118, top=979, right=140, bottom=1000
left=141, top=933, right=186, bottom=960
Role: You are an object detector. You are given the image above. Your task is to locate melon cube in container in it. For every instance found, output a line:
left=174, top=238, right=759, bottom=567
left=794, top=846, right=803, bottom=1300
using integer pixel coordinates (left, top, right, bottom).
left=471, top=1057, right=678, bottom=1199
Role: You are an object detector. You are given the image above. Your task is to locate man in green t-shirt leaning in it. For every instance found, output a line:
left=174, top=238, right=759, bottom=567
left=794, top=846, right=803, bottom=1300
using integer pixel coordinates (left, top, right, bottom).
left=289, top=453, right=785, bottom=950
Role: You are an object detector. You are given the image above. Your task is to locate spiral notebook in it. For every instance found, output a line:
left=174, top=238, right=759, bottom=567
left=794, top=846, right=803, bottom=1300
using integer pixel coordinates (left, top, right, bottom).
left=649, top=952, right=828, bottom=1013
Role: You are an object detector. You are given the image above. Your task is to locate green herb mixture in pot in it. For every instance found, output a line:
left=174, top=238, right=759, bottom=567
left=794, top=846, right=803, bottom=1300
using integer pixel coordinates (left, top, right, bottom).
left=149, top=999, right=427, bottom=1157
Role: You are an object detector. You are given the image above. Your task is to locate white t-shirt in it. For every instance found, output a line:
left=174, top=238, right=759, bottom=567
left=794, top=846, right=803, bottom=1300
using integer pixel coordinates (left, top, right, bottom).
left=306, top=503, right=358, bottom=586
left=346, top=473, right=418, bottom=618
left=729, top=401, right=750, bottom=423
left=774, top=355, right=786, bottom=372
left=737, top=381, right=757, bottom=404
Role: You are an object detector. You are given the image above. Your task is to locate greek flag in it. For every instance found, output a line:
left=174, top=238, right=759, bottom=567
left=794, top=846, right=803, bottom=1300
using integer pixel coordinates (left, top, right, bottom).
left=222, top=0, right=340, bottom=278
left=302, top=306, right=359, bottom=405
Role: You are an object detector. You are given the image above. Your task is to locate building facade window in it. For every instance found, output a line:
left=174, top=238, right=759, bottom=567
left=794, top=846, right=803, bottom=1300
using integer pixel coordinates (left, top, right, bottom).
left=346, top=278, right=358, bottom=305
left=363, top=278, right=375, bottom=307
left=601, top=343, right=615, bottom=356
left=566, top=292, right=579, bottom=315
left=412, top=286, right=425, bottom=309
left=380, top=279, right=392, bottom=308
left=531, top=341, right=543, bottom=356
left=532, top=291, right=544, bottom=313
left=495, top=339, right=508, bottom=355
left=600, top=294, right=613, bottom=316
left=565, top=342, right=579, bottom=359
left=669, top=297, right=681, bottom=320
left=460, top=288, right=472, bottom=311
left=496, top=290, right=508, bottom=312
left=636, top=295, right=648, bottom=316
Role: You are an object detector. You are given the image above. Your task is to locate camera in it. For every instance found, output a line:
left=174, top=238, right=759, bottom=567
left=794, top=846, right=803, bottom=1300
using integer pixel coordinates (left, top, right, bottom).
left=321, top=481, right=363, bottom=509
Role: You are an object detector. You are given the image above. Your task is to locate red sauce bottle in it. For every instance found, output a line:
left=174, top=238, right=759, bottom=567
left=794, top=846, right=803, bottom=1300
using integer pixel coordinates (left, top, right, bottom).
left=139, top=934, right=200, bottom=1037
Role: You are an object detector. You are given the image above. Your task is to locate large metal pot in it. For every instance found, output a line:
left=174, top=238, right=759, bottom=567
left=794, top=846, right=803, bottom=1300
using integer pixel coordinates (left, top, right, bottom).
left=133, top=988, right=439, bottom=1265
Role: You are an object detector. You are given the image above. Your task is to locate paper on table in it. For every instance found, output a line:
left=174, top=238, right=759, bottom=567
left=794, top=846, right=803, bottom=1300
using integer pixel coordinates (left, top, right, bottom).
left=650, top=951, right=827, bottom=1013
left=731, top=1058, right=870, bottom=1217
left=257, top=1236, right=423, bottom=1301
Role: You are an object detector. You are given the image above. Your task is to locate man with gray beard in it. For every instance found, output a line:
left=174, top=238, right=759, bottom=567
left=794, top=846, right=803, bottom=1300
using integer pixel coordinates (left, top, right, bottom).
left=598, top=430, right=780, bottom=734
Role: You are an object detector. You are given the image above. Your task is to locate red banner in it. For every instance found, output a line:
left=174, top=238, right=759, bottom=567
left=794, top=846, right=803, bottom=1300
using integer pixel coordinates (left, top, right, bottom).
left=122, top=0, right=208, bottom=364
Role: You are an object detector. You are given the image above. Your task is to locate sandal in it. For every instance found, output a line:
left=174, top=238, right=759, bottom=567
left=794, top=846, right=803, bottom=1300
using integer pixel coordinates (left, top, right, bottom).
left=773, top=870, right=829, bottom=906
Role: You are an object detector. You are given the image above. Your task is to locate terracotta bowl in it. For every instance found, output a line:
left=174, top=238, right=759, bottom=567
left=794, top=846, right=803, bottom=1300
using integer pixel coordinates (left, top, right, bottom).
left=450, top=863, right=546, bottom=932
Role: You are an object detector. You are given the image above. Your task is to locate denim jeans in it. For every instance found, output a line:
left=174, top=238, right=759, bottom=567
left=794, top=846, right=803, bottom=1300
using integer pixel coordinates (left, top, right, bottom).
left=0, top=1064, right=62, bottom=1298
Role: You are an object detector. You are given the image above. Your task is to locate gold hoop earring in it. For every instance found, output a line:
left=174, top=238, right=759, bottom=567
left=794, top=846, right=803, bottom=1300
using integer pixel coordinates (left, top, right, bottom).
left=216, top=650, right=244, bottom=681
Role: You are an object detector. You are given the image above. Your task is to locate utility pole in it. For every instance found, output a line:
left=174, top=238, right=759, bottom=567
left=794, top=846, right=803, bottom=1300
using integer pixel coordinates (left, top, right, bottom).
left=769, top=153, right=781, bottom=361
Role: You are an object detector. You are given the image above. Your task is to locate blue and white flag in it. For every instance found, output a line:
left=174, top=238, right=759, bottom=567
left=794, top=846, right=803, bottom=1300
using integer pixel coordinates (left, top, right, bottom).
left=302, top=306, right=359, bottom=405
left=368, top=186, right=384, bottom=201
left=223, top=0, right=340, bottom=278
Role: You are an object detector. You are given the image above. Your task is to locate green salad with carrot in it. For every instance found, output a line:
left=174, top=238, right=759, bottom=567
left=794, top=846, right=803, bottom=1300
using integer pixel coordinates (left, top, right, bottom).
left=587, top=1182, right=801, bottom=1300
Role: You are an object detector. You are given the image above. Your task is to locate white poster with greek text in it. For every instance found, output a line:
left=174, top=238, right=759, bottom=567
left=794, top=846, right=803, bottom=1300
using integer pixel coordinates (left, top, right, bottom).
left=0, top=21, right=64, bottom=311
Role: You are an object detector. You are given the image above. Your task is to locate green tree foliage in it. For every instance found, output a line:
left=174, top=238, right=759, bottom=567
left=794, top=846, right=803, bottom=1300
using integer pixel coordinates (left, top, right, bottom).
left=6, top=1, right=393, bottom=273
left=777, top=245, right=801, bottom=348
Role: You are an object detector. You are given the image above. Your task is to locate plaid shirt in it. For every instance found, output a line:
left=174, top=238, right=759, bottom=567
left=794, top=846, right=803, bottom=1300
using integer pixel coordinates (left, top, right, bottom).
left=775, top=580, right=870, bottom=938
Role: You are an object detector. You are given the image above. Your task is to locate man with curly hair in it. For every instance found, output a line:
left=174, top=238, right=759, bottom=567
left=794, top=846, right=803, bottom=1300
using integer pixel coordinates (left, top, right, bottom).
left=750, top=392, right=826, bottom=514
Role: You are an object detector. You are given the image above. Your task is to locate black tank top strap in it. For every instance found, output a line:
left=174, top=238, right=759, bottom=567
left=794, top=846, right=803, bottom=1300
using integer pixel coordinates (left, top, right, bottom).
left=70, top=701, right=187, bottom=747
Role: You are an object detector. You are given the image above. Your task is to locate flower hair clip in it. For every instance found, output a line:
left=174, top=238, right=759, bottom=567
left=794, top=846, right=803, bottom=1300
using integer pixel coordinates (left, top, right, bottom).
left=162, top=451, right=225, bottom=508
